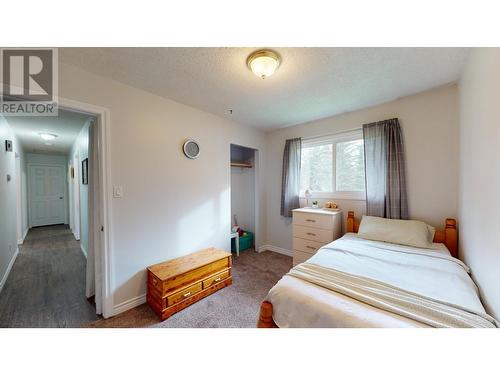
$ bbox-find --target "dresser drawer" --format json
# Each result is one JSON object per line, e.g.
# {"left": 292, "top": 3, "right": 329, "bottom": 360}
{"left": 203, "top": 269, "right": 230, "bottom": 289}
{"left": 167, "top": 282, "right": 202, "bottom": 306}
{"left": 293, "top": 212, "right": 333, "bottom": 230}
{"left": 293, "top": 237, "right": 325, "bottom": 255}
{"left": 293, "top": 225, "right": 334, "bottom": 243}
{"left": 293, "top": 250, "right": 313, "bottom": 266}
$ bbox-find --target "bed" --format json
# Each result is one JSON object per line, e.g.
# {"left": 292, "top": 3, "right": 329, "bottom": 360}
{"left": 257, "top": 211, "right": 498, "bottom": 328}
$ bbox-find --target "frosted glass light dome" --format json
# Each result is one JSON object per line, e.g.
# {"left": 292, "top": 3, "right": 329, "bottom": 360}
{"left": 247, "top": 50, "right": 280, "bottom": 79}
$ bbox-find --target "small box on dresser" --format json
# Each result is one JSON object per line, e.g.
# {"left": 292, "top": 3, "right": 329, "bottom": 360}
{"left": 292, "top": 208, "right": 342, "bottom": 266}
{"left": 147, "top": 247, "right": 232, "bottom": 321}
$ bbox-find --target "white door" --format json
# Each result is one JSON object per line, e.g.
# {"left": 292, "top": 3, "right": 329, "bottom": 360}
{"left": 28, "top": 164, "right": 66, "bottom": 227}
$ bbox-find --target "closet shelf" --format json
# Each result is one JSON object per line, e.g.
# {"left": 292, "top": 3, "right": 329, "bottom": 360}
{"left": 231, "top": 162, "right": 253, "bottom": 168}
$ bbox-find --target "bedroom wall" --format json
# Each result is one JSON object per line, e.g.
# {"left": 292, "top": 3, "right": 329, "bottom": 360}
{"left": 458, "top": 48, "right": 500, "bottom": 319}
{"left": 0, "top": 115, "right": 23, "bottom": 292}
{"left": 58, "top": 62, "right": 268, "bottom": 312}
{"left": 265, "top": 84, "right": 459, "bottom": 252}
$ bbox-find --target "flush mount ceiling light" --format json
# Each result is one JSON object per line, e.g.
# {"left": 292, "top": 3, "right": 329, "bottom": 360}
{"left": 247, "top": 49, "right": 281, "bottom": 79}
{"left": 39, "top": 133, "right": 57, "bottom": 141}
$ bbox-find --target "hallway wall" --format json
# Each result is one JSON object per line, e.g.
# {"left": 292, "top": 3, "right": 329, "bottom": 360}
{"left": 69, "top": 120, "right": 91, "bottom": 256}
{"left": 0, "top": 115, "right": 23, "bottom": 292}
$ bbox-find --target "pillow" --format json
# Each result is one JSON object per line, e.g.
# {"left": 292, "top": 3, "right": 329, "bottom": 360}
{"left": 357, "top": 216, "right": 432, "bottom": 248}
{"left": 427, "top": 224, "right": 436, "bottom": 243}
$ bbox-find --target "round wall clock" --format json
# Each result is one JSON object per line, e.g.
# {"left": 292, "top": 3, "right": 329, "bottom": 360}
{"left": 183, "top": 139, "right": 200, "bottom": 159}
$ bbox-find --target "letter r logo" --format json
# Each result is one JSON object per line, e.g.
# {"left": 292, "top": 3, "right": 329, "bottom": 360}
{"left": 1, "top": 49, "right": 53, "bottom": 101}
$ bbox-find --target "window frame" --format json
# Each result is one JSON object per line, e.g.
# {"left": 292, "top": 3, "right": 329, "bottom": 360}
{"left": 300, "top": 129, "right": 366, "bottom": 201}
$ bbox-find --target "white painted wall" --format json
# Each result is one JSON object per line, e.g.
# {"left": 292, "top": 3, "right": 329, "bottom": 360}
{"left": 69, "top": 120, "right": 91, "bottom": 256}
{"left": 0, "top": 115, "right": 23, "bottom": 291}
{"left": 265, "top": 84, "right": 459, "bottom": 251}
{"left": 458, "top": 48, "right": 500, "bottom": 319}
{"left": 58, "top": 62, "right": 268, "bottom": 308}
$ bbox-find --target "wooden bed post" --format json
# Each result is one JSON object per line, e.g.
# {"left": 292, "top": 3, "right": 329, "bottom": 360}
{"left": 257, "top": 301, "right": 277, "bottom": 328}
{"left": 445, "top": 218, "right": 458, "bottom": 258}
{"left": 346, "top": 211, "right": 355, "bottom": 233}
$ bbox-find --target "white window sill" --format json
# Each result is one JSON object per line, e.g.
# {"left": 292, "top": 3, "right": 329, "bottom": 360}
{"left": 300, "top": 192, "right": 366, "bottom": 201}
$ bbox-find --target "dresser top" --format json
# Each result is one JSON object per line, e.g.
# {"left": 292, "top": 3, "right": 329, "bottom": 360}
{"left": 293, "top": 208, "right": 342, "bottom": 216}
{"left": 148, "top": 247, "right": 230, "bottom": 280}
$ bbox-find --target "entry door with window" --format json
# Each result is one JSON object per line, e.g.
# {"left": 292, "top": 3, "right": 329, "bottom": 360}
{"left": 28, "top": 164, "right": 66, "bottom": 227}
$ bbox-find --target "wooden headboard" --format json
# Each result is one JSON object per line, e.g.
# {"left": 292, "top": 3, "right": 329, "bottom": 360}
{"left": 346, "top": 211, "right": 458, "bottom": 258}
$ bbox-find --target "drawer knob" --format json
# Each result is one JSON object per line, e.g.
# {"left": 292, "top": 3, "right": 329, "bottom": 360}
{"left": 306, "top": 232, "right": 316, "bottom": 236}
{"left": 214, "top": 277, "right": 221, "bottom": 282}
{"left": 183, "top": 292, "right": 191, "bottom": 298}
{"left": 306, "top": 219, "right": 316, "bottom": 222}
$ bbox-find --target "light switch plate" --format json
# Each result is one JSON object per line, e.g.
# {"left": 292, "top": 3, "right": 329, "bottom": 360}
{"left": 113, "top": 185, "right": 123, "bottom": 198}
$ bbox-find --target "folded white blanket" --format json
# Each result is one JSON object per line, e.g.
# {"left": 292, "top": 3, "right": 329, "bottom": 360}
{"left": 290, "top": 263, "right": 498, "bottom": 328}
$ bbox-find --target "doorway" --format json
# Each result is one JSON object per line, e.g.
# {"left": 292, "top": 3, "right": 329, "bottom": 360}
{"left": 1, "top": 101, "right": 112, "bottom": 325}
{"left": 28, "top": 162, "right": 67, "bottom": 227}
{"left": 230, "top": 144, "right": 258, "bottom": 256}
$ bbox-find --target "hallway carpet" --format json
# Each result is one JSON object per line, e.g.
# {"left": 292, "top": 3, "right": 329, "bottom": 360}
{"left": 84, "top": 249, "right": 292, "bottom": 328}
{"left": 0, "top": 225, "right": 97, "bottom": 328}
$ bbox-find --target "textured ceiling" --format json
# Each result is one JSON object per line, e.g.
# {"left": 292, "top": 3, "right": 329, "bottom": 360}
{"left": 7, "top": 109, "right": 93, "bottom": 154}
{"left": 60, "top": 48, "right": 469, "bottom": 130}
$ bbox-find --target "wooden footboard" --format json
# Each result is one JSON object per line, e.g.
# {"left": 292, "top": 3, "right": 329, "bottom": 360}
{"left": 257, "top": 301, "right": 278, "bottom": 328}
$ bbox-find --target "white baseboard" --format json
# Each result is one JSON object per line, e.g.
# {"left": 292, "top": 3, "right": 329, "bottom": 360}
{"left": 80, "top": 244, "right": 87, "bottom": 258}
{"left": 257, "top": 244, "right": 293, "bottom": 257}
{"left": 17, "top": 227, "right": 28, "bottom": 245}
{"left": 0, "top": 247, "right": 19, "bottom": 294}
{"left": 112, "top": 293, "right": 147, "bottom": 316}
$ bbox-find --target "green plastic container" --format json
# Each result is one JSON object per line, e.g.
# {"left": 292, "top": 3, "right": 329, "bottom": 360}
{"left": 232, "top": 231, "right": 254, "bottom": 252}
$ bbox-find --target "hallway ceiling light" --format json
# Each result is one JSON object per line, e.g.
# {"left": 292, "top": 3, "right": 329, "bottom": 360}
{"left": 39, "top": 133, "right": 58, "bottom": 141}
{"left": 247, "top": 50, "right": 280, "bottom": 79}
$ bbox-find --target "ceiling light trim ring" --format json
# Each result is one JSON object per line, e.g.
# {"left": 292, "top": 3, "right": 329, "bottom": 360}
{"left": 246, "top": 49, "right": 281, "bottom": 79}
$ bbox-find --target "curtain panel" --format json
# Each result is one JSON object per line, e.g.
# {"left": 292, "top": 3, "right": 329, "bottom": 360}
{"left": 280, "top": 138, "right": 302, "bottom": 217}
{"left": 363, "top": 118, "right": 408, "bottom": 219}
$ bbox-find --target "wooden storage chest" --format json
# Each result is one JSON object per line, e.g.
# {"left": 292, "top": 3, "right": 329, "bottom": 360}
{"left": 147, "top": 247, "right": 232, "bottom": 320}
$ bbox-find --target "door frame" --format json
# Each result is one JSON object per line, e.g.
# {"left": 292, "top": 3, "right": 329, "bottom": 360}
{"left": 58, "top": 97, "right": 113, "bottom": 319}
{"left": 15, "top": 152, "right": 23, "bottom": 244}
{"left": 72, "top": 153, "right": 81, "bottom": 240}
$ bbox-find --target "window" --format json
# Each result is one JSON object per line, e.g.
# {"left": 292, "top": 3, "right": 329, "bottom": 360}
{"left": 300, "top": 130, "right": 365, "bottom": 199}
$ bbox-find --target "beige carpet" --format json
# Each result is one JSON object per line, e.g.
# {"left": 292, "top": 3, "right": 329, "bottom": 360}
{"left": 84, "top": 249, "right": 292, "bottom": 328}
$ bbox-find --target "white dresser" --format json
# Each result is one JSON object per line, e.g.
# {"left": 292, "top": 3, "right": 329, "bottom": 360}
{"left": 292, "top": 208, "right": 342, "bottom": 266}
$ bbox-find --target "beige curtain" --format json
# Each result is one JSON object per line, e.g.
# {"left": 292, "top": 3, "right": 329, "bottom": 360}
{"left": 85, "top": 119, "right": 103, "bottom": 314}
{"left": 280, "top": 138, "right": 302, "bottom": 217}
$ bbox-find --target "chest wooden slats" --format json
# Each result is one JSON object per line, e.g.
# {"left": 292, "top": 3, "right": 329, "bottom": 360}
{"left": 147, "top": 247, "right": 232, "bottom": 320}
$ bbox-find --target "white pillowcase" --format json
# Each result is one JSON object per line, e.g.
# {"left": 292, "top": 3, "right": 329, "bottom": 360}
{"left": 427, "top": 224, "right": 436, "bottom": 243}
{"left": 357, "top": 216, "right": 433, "bottom": 249}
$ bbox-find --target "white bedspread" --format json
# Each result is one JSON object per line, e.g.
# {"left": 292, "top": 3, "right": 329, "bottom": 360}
{"left": 266, "top": 234, "right": 496, "bottom": 328}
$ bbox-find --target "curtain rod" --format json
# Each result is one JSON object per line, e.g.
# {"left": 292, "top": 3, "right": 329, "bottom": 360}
{"left": 301, "top": 126, "right": 363, "bottom": 142}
